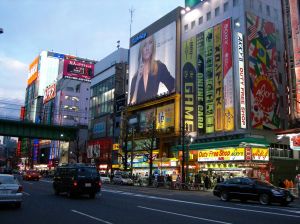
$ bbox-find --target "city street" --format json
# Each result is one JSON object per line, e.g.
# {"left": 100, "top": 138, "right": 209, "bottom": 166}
{"left": 1, "top": 178, "right": 300, "bottom": 224}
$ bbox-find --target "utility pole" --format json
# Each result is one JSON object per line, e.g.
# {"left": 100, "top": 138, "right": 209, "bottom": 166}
{"left": 129, "top": 7, "right": 135, "bottom": 41}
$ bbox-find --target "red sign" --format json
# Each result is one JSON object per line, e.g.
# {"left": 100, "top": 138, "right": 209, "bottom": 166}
{"left": 245, "top": 147, "right": 251, "bottom": 161}
{"left": 63, "top": 59, "right": 94, "bottom": 81}
{"left": 43, "top": 83, "right": 56, "bottom": 104}
{"left": 19, "top": 106, "right": 25, "bottom": 120}
{"left": 253, "top": 76, "right": 276, "bottom": 112}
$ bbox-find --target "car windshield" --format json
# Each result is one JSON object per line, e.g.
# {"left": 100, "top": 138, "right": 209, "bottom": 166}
{"left": 255, "top": 179, "right": 274, "bottom": 187}
{"left": 0, "top": 175, "right": 17, "bottom": 184}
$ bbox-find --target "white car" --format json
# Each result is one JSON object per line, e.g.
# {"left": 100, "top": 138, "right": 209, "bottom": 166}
{"left": 112, "top": 174, "right": 133, "bottom": 185}
{"left": 100, "top": 174, "right": 111, "bottom": 184}
{"left": 0, "top": 174, "right": 23, "bottom": 208}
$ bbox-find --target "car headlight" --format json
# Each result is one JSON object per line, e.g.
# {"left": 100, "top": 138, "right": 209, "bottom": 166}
{"left": 271, "top": 189, "right": 283, "bottom": 196}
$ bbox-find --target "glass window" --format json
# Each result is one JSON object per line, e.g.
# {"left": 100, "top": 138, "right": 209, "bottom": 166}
{"left": 215, "top": 7, "right": 220, "bottom": 17}
{"left": 76, "top": 84, "right": 80, "bottom": 93}
{"left": 266, "top": 5, "right": 270, "bottom": 16}
{"left": 191, "top": 20, "right": 196, "bottom": 29}
{"left": 184, "top": 24, "right": 188, "bottom": 32}
{"left": 207, "top": 11, "right": 211, "bottom": 21}
{"left": 233, "top": 0, "right": 239, "bottom": 7}
{"left": 224, "top": 2, "right": 229, "bottom": 12}
{"left": 198, "top": 16, "right": 203, "bottom": 25}
{"left": 258, "top": 1, "right": 262, "bottom": 12}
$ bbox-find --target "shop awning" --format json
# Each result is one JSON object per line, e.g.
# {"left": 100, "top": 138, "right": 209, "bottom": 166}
{"left": 172, "top": 137, "right": 270, "bottom": 151}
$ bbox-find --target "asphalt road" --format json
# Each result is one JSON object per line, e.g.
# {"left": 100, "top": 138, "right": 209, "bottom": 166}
{"left": 1, "top": 178, "right": 300, "bottom": 224}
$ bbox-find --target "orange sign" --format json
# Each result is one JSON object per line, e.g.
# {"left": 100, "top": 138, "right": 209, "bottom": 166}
{"left": 27, "top": 56, "right": 39, "bottom": 85}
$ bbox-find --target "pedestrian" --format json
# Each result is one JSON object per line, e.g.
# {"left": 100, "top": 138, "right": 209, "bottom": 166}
{"left": 204, "top": 175, "right": 209, "bottom": 190}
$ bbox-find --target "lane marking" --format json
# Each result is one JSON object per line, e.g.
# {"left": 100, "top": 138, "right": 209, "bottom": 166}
{"left": 103, "top": 189, "right": 300, "bottom": 218}
{"left": 235, "top": 203, "right": 300, "bottom": 213}
{"left": 40, "top": 180, "right": 53, "bottom": 183}
{"left": 138, "top": 206, "right": 232, "bottom": 224}
{"left": 71, "top": 210, "right": 113, "bottom": 224}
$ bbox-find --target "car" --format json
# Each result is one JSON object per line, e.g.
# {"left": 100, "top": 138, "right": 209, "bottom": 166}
{"left": 100, "top": 173, "right": 111, "bottom": 184}
{"left": 0, "top": 174, "right": 23, "bottom": 208}
{"left": 53, "top": 164, "right": 101, "bottom": 198}
{"left": 213, "top": 177, "right": 295, "bottom": 206}
{"left": 112, "top": 172, "right": 133, "bottom": 185}
{"left": 23, "top": 170, "right": 40, "bottom": 181}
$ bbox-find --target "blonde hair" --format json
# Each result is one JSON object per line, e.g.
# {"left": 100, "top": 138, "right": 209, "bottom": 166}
{"left": 138, "top": 35, "right": 158, "bottom": 76}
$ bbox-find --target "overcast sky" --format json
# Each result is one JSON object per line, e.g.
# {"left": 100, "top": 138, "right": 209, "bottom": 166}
{"left": 0, "top": 0, "right": 183, "bottom": 118}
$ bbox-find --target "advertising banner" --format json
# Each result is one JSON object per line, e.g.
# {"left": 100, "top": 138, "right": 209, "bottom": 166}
{"left": 251, "top": 148, "right": 269, "bottom": 161}
{"left": 182, "top": 36, "right": 197, "bottom": 132}
{"left": 196, "top": 32, "right": 205, "bottom": 133}
{"left": 197, "top": 148, "right": 245, "bottom": 162}
{"left": 289, "top": 0, "right": 300, "bottom": 114}
{"left": 27, "top": 56, "right": 39, "bottom": 86}
{"left": 222, "top": 18, "right": 234, "bottom": 131}
{"left": 214, "top": 24, "right": 223, "bottom": 131}
{"left": 139, "top": 109, "right": 155, "bottom": 131}
{"left": 128, "top": 22, "right": 176, "bottom": 105}
{"left": 204, "top": 28, "right": 214, "bottom": 133}
{"left": 63, "top": 59, "right": 94, "bottom": 81}
{"left": 43, "top": 83, "right": 56, "bottom": 104}
{"left": 290, "top": 134, "right": 300, "bottom": 150}
{"left": 237, "top": 32, "right": 247, "bottom": 129}
{"left": 247, "top": 13, "right": 280, "bottom": 129}
{"left": 156, "top": 103, "right": 175, "bottom": 130}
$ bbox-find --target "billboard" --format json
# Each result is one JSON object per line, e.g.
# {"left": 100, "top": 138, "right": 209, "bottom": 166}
{"left": 156, "top": 103, "right": 175, "bottom": 130}
{"left": 27, "top": 56, "right": 39, "bottom": 86}
{"left": 128, "top": 22, "right": 176, "bottom": 105}
{"left": 182, "top": 36, "right": 197, "bottom": 132}
{"left": 204, "top": 28, "right": 214, "bottom": 133}
{"left": 196, "top": 32, "right": 205, "bottom": 133}
{"left": 237, "top": 32, "right": 247, "bottom": 129}
{"left": 139, "top": 109, "right": 155, "bottom": 132}
{"left": 43, "top": 83, "right": 56, "bottom": 104}
{"left": 289, "top": 0, "right": 300, "bottom": 114}
{"left": 222, "top": 19, "right": 234, "bottom": 131}
{"left": 197, "top": 148, "right": 245, "bottom": 162}
{"left": 214, "top": 24, "right": 223, "bottom": 131}
{"left": 247, "top": 13, "right": 280, "bottom": 129}
{"left": 63, "top": 59, "right": 94, "bottom": 81}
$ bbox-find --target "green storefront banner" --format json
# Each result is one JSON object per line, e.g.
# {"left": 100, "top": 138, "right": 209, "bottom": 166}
{"left": 196, "top": 32, "right": 205, "bottom": 133}
{"left": 182, "top": 37, "right": 197, "bottom": 132}
{"left": 204, "top": 28, "right": 214, "bottom": 133}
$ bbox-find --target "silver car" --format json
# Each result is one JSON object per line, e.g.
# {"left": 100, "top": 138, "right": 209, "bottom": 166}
{"left": 0, "top": 174, "right": 23, "bottom": 208}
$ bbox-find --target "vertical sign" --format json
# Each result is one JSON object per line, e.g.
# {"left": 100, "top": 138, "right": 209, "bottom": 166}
{"left": 182, "top": 37, "right": 197, "bottom": 132}
{"left": 204, "top": 28, "right": 214, "bottom": 133}
{"left": 196, "top": 32, "right": 205, "bottom": 133}
{"left": 237, "top": 32, "right": 246, "bottom": 129}
{"left": 289, "top": 0, "right": 300, "bottom": 115}
{"left": 222, "top": 18, "right": 235, "bottom": 131}
{"left": 214, "top": 24, "right": 223, "bottom": 131}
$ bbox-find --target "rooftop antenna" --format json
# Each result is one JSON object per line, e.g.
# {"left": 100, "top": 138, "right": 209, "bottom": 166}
{"left": 129, "top": 6, "right": 135, "bottom": 47}
{"left": 117, "top": 40, "right": 120, "bottom": 49}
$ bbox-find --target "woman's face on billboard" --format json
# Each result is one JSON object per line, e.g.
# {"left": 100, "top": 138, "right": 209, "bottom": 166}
{"left": 142, "top": 36, "right": 154, "bottom": 61}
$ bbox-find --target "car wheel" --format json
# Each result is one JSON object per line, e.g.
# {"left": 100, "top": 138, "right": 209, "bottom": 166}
{"left": 15, "top": 202, "right": 21, "bottom": 208}
{"left": 220, "top": 191, "right": 229, "bottom": 201}
{"left": 259, "top": 193, "right": 270, "bottom": 205}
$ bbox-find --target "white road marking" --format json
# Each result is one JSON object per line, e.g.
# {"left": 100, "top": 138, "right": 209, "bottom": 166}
{"left": 103, "top": 189, "right": 300, "bottom": 218}
{"left": 71, "top": 210, "right": 113, "bottom": 224}
{"left": 40, "top": 180, "right": 53, "bottom": 183}
{"left": 138, "top": 206, "right": 232, "bottom": 224}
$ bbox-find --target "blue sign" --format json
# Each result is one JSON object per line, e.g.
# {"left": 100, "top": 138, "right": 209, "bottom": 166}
{"left": 131, "top": 32, "right": 147, "bottom": 45}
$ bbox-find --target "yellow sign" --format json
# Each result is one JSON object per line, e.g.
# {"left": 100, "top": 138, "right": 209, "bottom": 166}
{"left": 156, "top": 104, "right": 175, "bottom": 130}
{"left": 113, "top": 144, "right": 120, "bottom": 151}
{"left": 198, "top": 148, "right": 245, "bottom": 162}
{"left": 251, "top": 148, "right": 269, "bottom": 161}
{"left": 112, "top": 164, "right": 119, "bottom": 168}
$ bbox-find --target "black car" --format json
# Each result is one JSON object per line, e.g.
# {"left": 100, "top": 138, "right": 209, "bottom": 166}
{"left": 53, "top": 164, "right": 101, "bottom": 198}
{"left": 213, "top": 177, "right": 294, "bottom": 206}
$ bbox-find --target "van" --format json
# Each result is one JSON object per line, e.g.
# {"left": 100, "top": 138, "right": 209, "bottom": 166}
{"left": 53, "top": 164, "right": 101, "bottom": 198}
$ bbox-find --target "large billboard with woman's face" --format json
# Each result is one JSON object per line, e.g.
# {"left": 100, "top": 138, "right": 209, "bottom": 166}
{"left": 128, "top": 22, "right": 176, "bottom": 105}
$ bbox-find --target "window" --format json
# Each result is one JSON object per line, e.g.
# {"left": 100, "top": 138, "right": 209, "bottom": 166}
{"left": 266, "top": 5, "right": 270, "bottom": 16}
{"left": 274, "top": 8, "right": 278, "bottom": 20}
{"left": 224, "top": 2, "right": 229, "bottom": 12}
{"left": 233, "top": 0, "right": 239, "bottom": 7}
{"left": 198, "top": 16, "right": 203, "bottom": 25}
{"left": 184, "top": 24, "right": 188, "bottom": 32}
{"left": 250, "top": 0, "right": 254, "bottom": 9}
{"left": 76, "top": 84, "right": 80, "bottom": 93}
{"left": 191, "top": 20, "right": 196, "bottom": 29}
{"left": 66, "top": 87, "right": 74, "bottom": 92}
{"left": 207, "top": 11, "right": 211, "bottom": 21}
{"left": 215, "top": 7, "right": 220, "bottom": 17}
{"left": 258, "top": 1, "right": 262, "bottom": 12}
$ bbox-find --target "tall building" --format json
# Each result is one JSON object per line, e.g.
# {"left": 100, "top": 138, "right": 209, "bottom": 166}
{"left": 24, "top": 51, "right": 95, "bottom": 166}
{"left": 88, "top": 48, "right": 128, "bottom": 173}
